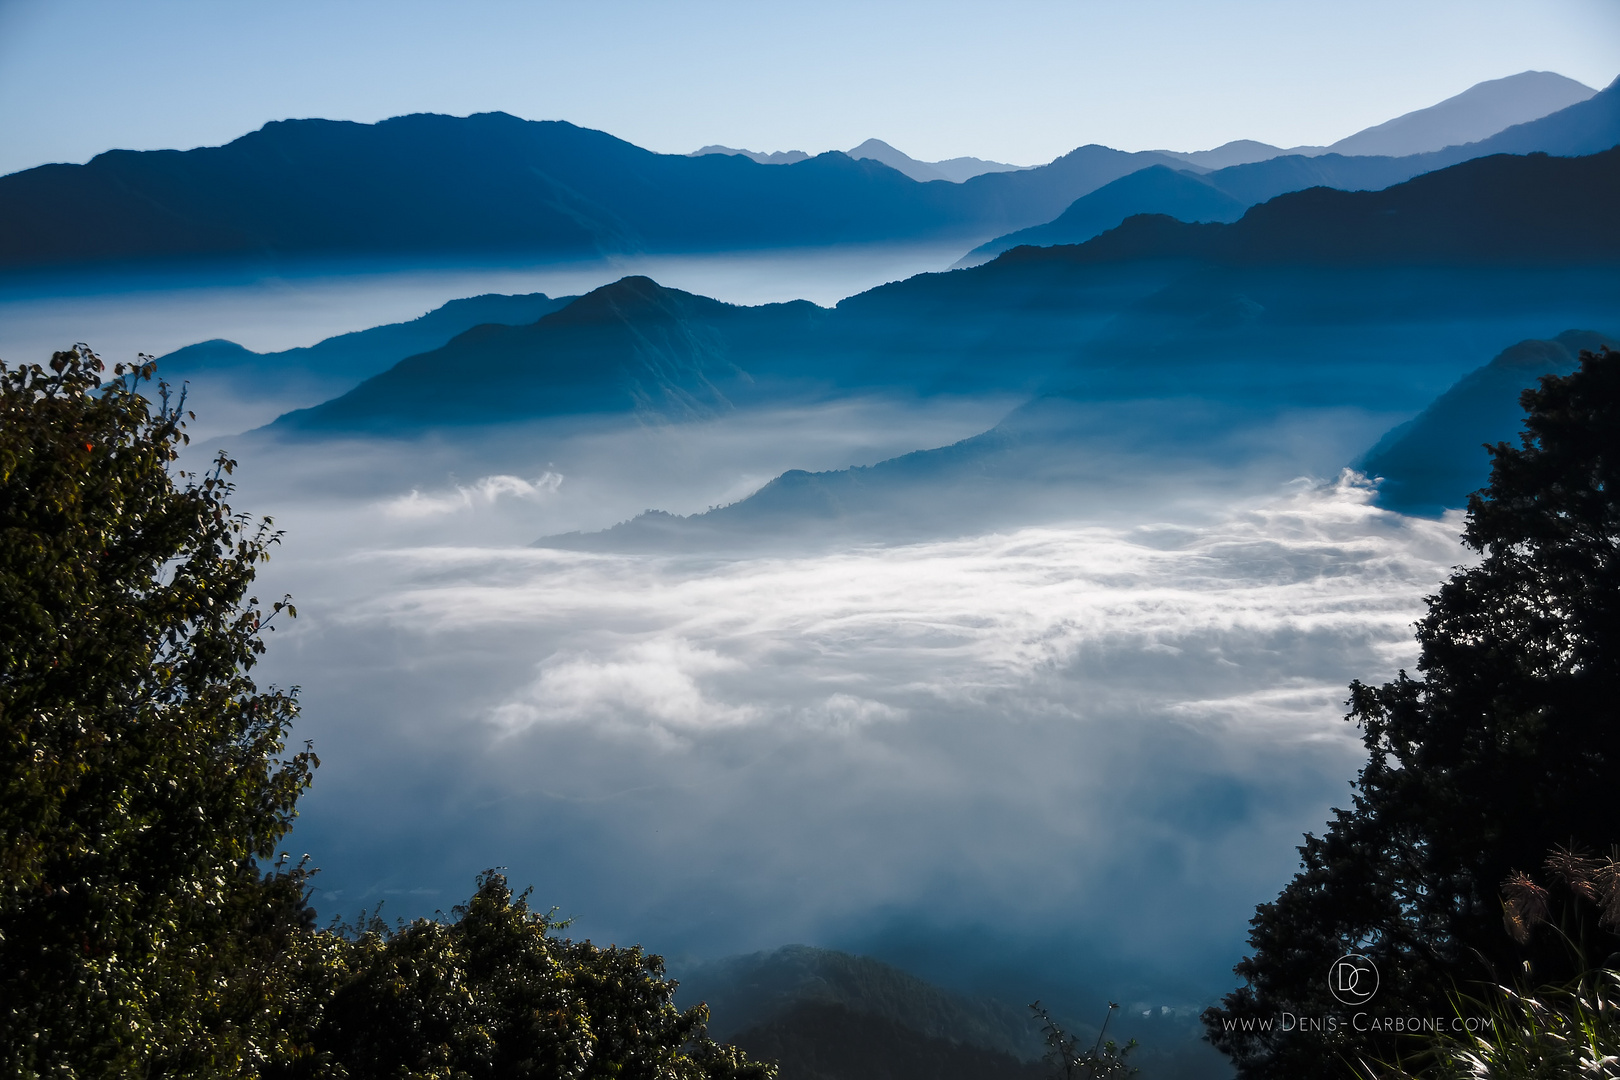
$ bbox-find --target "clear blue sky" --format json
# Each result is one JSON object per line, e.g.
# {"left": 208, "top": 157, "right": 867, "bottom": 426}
{"left": 0, "top": 0, "right": 1615, "bottom": 176}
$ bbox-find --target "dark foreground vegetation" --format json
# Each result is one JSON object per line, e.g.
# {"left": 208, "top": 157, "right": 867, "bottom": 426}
{"left": 1207, "top": 346, "right": 1620, "bottom": 1077}
{"left": 0, "top": 347, "right": 773, "bottom": 1079}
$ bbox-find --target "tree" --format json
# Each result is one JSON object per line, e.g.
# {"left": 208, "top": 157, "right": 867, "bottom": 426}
{"left": 0, "top": 346, "right": 773, "bottom": 1080}
{"left": 281, "top": 871, "right": 774, "bottom": 1080}
{"left": 0, "top": 346, "right": 316, "bottom": 1076}
{"left": 1203, "top": 347, "right": 1620, "bottom": 1076}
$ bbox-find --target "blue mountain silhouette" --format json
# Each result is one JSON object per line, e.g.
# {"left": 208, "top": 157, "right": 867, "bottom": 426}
{"left": 965, "top": 77, "right": 1620, "bottom": 263}
{"left": 1359, "top": 330, "right": 1617, "bottom": 515}
{"left": 161, "top": 291, "right": 574, "bottom": 387}
{"left": 0, "top": 113, "right": 1186, "bottom": 269}
{"left": 262, "top": 145, "right": 1620, "bottom": 450}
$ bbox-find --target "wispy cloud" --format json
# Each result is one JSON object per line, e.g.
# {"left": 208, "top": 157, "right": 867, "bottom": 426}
{"left": 379, "top": 472, "right": 564, "bottom": 518}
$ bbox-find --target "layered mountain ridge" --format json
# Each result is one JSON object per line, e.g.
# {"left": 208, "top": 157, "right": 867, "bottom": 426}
{"left": 964, "top": 77, "right": 1620, "bottom": 262}
{"left": 4, "top": 72, "right": 1611, "bottom": 273}
{"left": 1155, "top": 69, "right": 1596, "bottom": 166}
{"left": 253, "top": 145, "right": 1620, "bottom": 452}
{"left": 0, "top": 114, "right": 1186, "bottom": 270}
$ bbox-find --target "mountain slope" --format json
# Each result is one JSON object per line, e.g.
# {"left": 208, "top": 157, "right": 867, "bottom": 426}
{"left": 521, "top": 148, "right": 1620, "bottom": 548}
{"left": 965, "top": 151, "right": 1441, "bottom": 264}
{"left": 1325, "top": 70, "right": 1595, "bottom": 158}
{"left": 969, "top": 78, "right": 1620, "bottom": 265}
{"left": 670, "top": 946, "right": 1044, "bottom": 1080}
{"left": 846, "top": 138, "right": 1024, "bottom": 183}
{"left": 1006, "top": 145, "right": 1620, "bottom": 267}
{"left": 1152, "top": 71, "right": 1597, "bottom": 170}
{"left": 693, "top": 140, "right": 1024, "bottom": 182}
{"left": 151, "top": 291, "right": 579, "bottom": 436}
{"left": 961, "top": 166, "right": 1246, "bottom": 263}
{"left": 0, "top": 114, "right": 945, "bottom": 265}
{"left": 1154, "top": 140, "right": 1295, "bottom": 170}
{"left": 269, "top": 276, "right": 830, "bottom": 431}
{"left": 1359, "top": 330, "right": 1616, "bottom": 515}
{"left": 675, "top": 945, "right": 1038, "bottom": 1055}
{"left": 1444, "top": 74, "right": 1620, "bottom": 158}
{"left": 729, "top": 1002, "right": 1044, "bottom": 1080}
{"left": 160, "top": 291, "right": 574, "bottom": 385}
{"left": 541, "top": 318, "right": 1620, "bottom": 551}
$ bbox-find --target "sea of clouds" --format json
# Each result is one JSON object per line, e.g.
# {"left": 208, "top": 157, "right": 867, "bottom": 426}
{"left": 4, "top": 261, "right": 1483, "bottom": 1012}
{"left": 247, "top": 466, "right": 1469, "bottom": 1004}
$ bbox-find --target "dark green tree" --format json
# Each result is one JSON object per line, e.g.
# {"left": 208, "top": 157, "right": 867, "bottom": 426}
{"left": 0, "top": 346, "right": 316, "bottom": 1076}
{"left": 1204, "top": 347, "right": 1620, "bottom": 1077}
{"left": 277, "top": 871, "right": 773, "bottom": 1080}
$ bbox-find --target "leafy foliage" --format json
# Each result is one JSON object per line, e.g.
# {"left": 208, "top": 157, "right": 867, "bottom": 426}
{"left": 1357, "top": 849, "right": 1620, "bottom": 1078}
{"left": 1204, "top": 347, "right": 1620, "bottom": 1076}
{"left": 1029, "top": 1002, "right": 1136, "bottom": 1079}
{"left": 279, "top": 871, "right": 772, "bottom": 1080}
{"left": 1357, "top": 970, "right": 1620, "bottom": 1080}
{"left": 0, "top": 346, "right": 314, "bottom": 1076}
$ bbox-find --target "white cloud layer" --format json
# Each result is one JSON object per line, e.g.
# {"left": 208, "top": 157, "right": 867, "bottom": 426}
{"left": 262, "top": 471, "right": 1470, "bottom": 998}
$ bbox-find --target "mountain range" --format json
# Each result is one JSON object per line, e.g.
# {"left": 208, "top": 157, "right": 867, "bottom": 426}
{"left": 963, "top": 76, "right": 1620, "bottom": 262}
{"left": 548, "top": 325, "right": 1620, "bottom": 550}
{"left": 162, "top": 292, "right": 574, "bottom": 390}
{"left": 1001, "top": 144, "right": 1620, "bottom": 267}
{"left": 1155, "top": 70, "right": 1596, "bottom": 167}
{"left": 0, "top": 115, "right": 1188, "bottom": 270}
{"left": 249, "top": 146, "right": 1620, "bottom": 436}
{"left": 696, "top": 72, "right": 1593, "bottom": 183}
{"left": 176, "top": 143, "right": 1620, "bottom": 550}
{"left": 694, "top": 138, "right": 1027, "bottom": 183}
{"left": 4, "top": 72, "right": 1612, "bottom": 273}
{"left": 259, "top": 142, "right": 1620, "bottom": 436}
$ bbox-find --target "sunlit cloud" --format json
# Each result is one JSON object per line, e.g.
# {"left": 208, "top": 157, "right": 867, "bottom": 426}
{"left": 341, "top": 472, "right": 1463, "bottom": 743}
{"left": 492, "top": 639, "right": 761, "bottom": 741}
{"left": 379, "top": 471, "right": 564, "bottom": 518}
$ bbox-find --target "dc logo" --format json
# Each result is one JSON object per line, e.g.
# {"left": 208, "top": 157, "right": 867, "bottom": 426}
{"left": 1329, "top": 954, "right": 1379, "bottom": 1006}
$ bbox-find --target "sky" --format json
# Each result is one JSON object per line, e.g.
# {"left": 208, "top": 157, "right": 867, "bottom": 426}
{"left": 0, "top": 0, "right": 1616, "bottom": 177}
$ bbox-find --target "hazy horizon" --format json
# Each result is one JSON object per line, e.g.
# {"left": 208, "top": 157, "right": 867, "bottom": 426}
{"left": 0, "top": 0, "right": 1615, "bottom": 176}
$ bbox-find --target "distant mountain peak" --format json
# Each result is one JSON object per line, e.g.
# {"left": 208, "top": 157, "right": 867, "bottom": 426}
{"left": 846, "top": 138, "right": 1027, "bottom": 184}
{"left": 1151, "top": 70, "right": 1600, "bottom": 171}
{"left": 847, "top": 138, "right": 903, "bottom": 156}
{"left": 685, "top": 136, "right": 1028, "bottom": 184}
{"left": 690, "top": 144, "right": 811, "bottom": 165}
{"left": 1324, "top": 69, "right": 1597, "bottom": 158}
{"left": 550, "top": 274, "right": 729, "bottom": 325}
{"left": 1153, "top": 140, "right": 1299, "bottom": 171}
